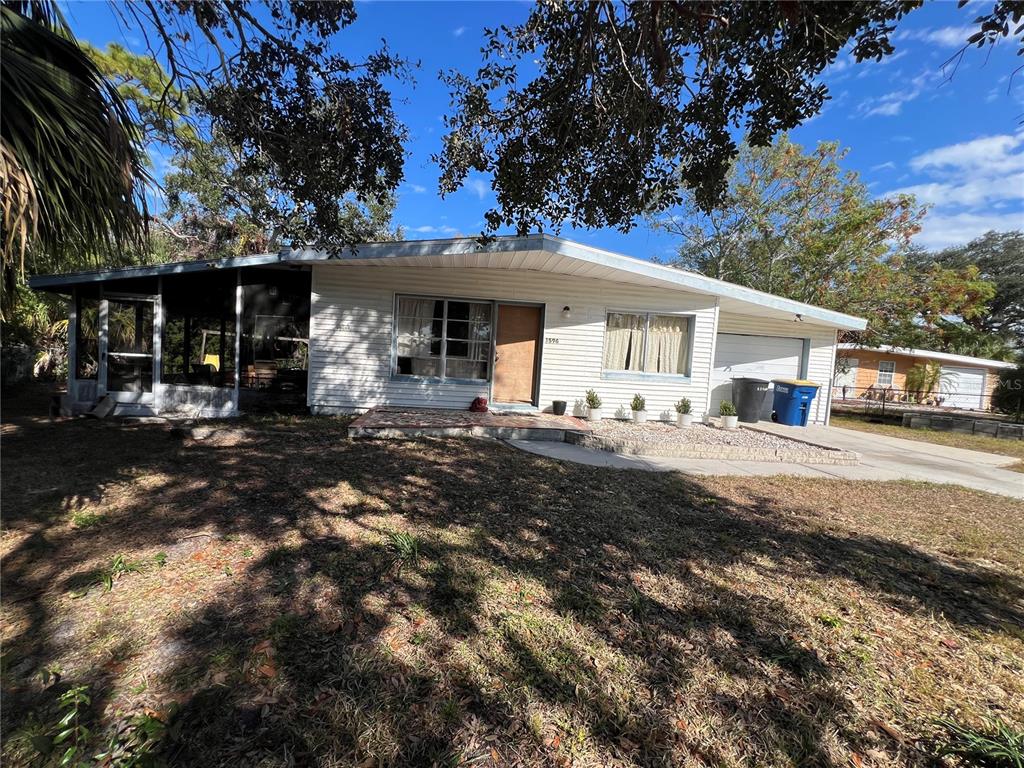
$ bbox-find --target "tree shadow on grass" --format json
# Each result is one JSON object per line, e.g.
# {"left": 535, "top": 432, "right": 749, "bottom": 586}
{"left": 2, "top": 411, "right": 1022, "bottom": 765}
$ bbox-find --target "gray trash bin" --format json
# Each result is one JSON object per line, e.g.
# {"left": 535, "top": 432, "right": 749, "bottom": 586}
{"left": 732, "top": 377, "right": 770, "bottom": 423}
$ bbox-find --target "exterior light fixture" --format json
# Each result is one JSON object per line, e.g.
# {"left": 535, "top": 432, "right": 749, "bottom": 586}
{"left": 794, "top": 313, "right": 803, "bottom": 322}
{"left": 561, "top": 305, "right": 572, "bottom": 319}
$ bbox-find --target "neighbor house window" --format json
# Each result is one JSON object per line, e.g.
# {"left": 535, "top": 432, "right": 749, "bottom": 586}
{"left": 876, "top": 360, "right": 895, "bottom": 387}
{"left": 603, "top": 312, "right": 692, "bottom": 376}
{"left": 394, "top": 297, "right": 492, "bottom": 380}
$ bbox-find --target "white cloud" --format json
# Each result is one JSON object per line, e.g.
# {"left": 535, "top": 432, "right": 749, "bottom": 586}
{"left": 888, "top": 173, "right": 1024, "bottom": 208}
{"left": 871, "top": 161, "right": 896, "bottom": 171}
{"left": 466, "top": 177, "right": 490, "bottom": 200}
{"left": 882, "top": 132, "right": 1024, "bottom": 248}
{"left": 404, "top": 183, "right": 427, "bottom": 194}
{"left": 896, "top": 26, "right": 976, "bottom": 47}
{"left": 909, "top": 133, "right": 1024, "bottom": 177}
{"left": 452, "top": 26, "right": 466, "bottom": 37}
{"left": 405, "top": 225, "right": 458, "bottom": 235}
{"left": 909, "top": 211, "right": 1024, "bottom": 249}
{"left": 858, "top": 69, "right": 938, "bottom": 117}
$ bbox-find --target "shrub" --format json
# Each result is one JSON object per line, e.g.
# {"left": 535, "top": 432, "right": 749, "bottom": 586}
{"left": 992, "top": 365, "right": 1024, "bottom": 420}
{"left": 674, "top": 398, "right": 691, "bottom": 414}
{"left": 630, "top": 394, "right": 645, "bottom": 412}
{"left": 584, "top": 389, "right": 602, "bottom": 409}
{"left": 719, "top": 400, "right": 737, "bottom": 417}
{"left": 385, "top": 530, "right": 420, "bottom": 572}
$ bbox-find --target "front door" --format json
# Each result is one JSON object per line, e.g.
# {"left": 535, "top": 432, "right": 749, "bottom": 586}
{"left": 104, "top": 297, "right": 155, "bottom": 403}
{"left": 492, "top": 304, "right": 541, "bottom": 404}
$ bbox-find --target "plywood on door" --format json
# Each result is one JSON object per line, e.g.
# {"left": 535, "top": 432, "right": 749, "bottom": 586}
{"left": 493, "top": 304, "right": 541, "bottom": 403}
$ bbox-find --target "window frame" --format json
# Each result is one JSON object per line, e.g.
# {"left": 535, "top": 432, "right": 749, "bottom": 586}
{"left": 391, "top": 294, "right": 494, "bottom": 384}
{"left": 876, "top": 360, "right": 896, "bottom": 388}
{"left": 601, "top": 309, "right": 695, "bottom": 380}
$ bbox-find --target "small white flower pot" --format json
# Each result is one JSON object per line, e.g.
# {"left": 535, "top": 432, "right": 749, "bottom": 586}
{"left": 588, "top": 407, "right": 603, "bottom": 422}
{"left": 632, "top": 410, "right": 647, "bottom": 424}
{"left": 676, "top": 413, "right": 693, "bottom": 428}
{"left": 721, "top": 415, "right": 739, "bottom": 430}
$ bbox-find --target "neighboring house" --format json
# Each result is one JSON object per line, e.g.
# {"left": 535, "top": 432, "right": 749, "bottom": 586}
{"left": 30, "top": 234, "right": 866, "bottom": 424}
{"left": 834, "top": 344, "right": 1016, "bottom": 410}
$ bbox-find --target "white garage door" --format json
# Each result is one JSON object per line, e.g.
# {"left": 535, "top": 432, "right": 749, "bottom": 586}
{"left": 711, "top": 334, "right": 803, "bottom": 419}
{"left": 940, "top": 366, "right": 985, "bottom": 410}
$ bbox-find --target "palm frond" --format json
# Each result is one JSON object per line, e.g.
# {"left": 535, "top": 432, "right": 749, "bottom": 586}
{"left": 0, "top": 1, "right": 150, "bottom": 318}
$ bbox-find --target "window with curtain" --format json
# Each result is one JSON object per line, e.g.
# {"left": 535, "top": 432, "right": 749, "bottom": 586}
{"left": 603, "top": 312, "right": 692, "bottom": 376}
{"left": 395, "top": 297, "right": 492, "bottom": 380}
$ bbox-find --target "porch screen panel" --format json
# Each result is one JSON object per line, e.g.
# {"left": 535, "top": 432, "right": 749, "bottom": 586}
{"left": 76, "top": 296, "right": 100, "bottom": 379}
{"left": 644, "top": 315, "right": 691, "bottom": 375}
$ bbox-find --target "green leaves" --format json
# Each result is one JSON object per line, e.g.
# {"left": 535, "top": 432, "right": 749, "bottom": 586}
{"left": 1, "top": 2, "right": 149, "bottom": 318}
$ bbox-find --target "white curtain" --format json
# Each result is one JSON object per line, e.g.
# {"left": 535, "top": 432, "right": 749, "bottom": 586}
{"left": 604, "top": 313, "right": 645, "bottom": 371}
{"left": 645, "top": 315, "right": 690, "bottom": 374}
{"left": 397, "top": 298, "right": 438, "bottom": 357}
{"left": 467, "top": 302, "right": 491, "bottom": 362}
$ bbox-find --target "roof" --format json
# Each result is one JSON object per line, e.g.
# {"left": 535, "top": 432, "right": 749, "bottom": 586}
{"left": 837, "top": 343, "right": 1018, "bottom": 370}
{"left": 29, "top": 233, "right": 867, "bottom": 330}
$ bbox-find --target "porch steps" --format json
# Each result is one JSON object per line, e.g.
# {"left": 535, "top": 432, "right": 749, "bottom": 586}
{"left": 347, "top": 407, "right": 590, "bottom": 442}
{"left": 348, "top": 424, "right": 576, "bottom": 442}
{"left": 85, "top": 395, "right": 116, "bottom": 419}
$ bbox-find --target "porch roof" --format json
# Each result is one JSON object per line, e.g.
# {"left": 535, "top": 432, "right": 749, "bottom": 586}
{"left": 29, "top": 234, "right": 867, "bottom": 331}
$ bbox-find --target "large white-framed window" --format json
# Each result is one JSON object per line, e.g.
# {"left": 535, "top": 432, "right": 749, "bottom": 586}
{"left": 876, "top": 360, "right": 895, "bottom": 387}
{"left": 393, "top": 296, "right": 493, "bottom": 381}
{"left": 603, "top": 311, "right": 693, "bottom": 377}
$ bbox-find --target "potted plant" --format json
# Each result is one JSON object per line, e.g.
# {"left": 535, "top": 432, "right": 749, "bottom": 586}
{"left": 674, "top": 398, "right": 693, "bottom": 428}
{"left": 584, "top": 389, "right": 603, "bottom": 421}
{"left": 719, "top": 400, "right": 738, "bottom": 429}
{"left": 631, "top": 393, "right": 647, "bottom": 424}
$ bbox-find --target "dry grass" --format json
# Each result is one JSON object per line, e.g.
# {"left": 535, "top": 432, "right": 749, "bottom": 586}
{"left": 831, "top": 414, "right": 1024, "bottom": 472}
{"left": 2, "top": 396, "right": 1023, "bottom": 767}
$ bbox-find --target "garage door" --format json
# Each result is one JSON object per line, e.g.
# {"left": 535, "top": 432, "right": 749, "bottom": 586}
{"left": 940, "top": 366, "right": 985, "bottom": 410}
{"left": 711, "top": 334, "right": 803, "bottom": 419}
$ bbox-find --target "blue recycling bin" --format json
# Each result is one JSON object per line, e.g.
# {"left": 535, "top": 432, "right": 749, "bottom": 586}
{"left": 771, "top": 380, "right": 820, "bottom": 426}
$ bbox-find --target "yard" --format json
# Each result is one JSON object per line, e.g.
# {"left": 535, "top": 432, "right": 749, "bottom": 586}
{"left": 831, "top": 414, "right": 1024, "bottom": 472}
{"left": 2, "top": 395, "right": 1023, "bottom": 767}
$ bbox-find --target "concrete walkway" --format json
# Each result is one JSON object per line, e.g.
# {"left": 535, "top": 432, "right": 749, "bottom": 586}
{"left": 508, "top": 423, "right": 1024, "bottom": 499}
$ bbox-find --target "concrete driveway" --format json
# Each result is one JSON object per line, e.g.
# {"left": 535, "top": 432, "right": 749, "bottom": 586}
{"left": 509, "top": 423, "right": 1024, "bottom": 499}
{"left": 752, "top": 422, "right": 1023, "bottom": 498}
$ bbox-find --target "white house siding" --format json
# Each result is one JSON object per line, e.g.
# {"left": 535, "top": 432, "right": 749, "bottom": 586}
{"left": 715, "top": 314, "right": 837, "bottom": 424}
{"left": 308, "top": 264, "right": 721, "bottom": 419}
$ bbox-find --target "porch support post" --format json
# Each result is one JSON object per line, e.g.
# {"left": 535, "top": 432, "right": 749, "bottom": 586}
{"left": 233, "top": 268, "right": 242, "bottom": 415}
{"left": 67, "top": 288, "right": 78, "bottom": 406}
{"left": 97, "top": 289, "right": 109, "bottom": 396}
{"left": 153, "top": 276, "right": 163, "bottom": 412}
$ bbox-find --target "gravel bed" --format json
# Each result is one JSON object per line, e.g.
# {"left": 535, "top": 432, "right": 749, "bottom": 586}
{"left": 589, "top": 419, "right": 830, "bottom": 452}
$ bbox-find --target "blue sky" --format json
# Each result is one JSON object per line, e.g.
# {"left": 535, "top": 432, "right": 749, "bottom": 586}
{"left": 67, "top": 1, "right": 1024, "bottom": 260}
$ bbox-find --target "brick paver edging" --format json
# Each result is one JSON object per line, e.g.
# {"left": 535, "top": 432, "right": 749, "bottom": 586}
{"left": 566, "top": 432, "right": 860, "bottom": 465}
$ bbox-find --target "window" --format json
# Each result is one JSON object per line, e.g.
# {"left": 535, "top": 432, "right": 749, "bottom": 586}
{"left": 876, "top": 360, "right": 895, "bottom": 387}
{"left": 603, "top": 312, "right": 692, "bottom": 376}
{"left": 394, "top": 297, "right": 492, "bottom": 380}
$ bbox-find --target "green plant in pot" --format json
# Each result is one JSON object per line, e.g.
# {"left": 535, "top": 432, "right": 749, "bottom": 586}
{"left": 631, "top": 393, "right": 647, "bottom": 424}
{"left": 674, "top": 398, "right": 693, "bottom": 428}
{"left": 585, "top": 389, "right": 603, "bottom": 421}
{"left": 719, "top": 400, "right": 738, "bottom": 429}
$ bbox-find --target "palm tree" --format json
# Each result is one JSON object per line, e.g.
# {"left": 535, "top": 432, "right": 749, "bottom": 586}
{"left": 0, "top": 0, "right": 148, "bottom": 318}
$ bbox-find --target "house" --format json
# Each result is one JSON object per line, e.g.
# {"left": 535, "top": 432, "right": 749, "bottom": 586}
{"left": 29, "top": 234, "right": 866, "bottom": 423}
{"left": 834, "top": 343, "right": 1016, "bottom": 411}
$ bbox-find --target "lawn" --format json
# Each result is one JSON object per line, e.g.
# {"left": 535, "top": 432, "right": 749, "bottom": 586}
{"left": 831, "top": 414, "right": 1024, "bottom": 472}
{"left": 2, "top": 400, "right": 1023, "bottom": 767}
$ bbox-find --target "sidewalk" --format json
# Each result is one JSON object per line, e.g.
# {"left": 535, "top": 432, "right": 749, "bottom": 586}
{"left": 507, "top": 427, "right": 1024, "bottom": 499}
